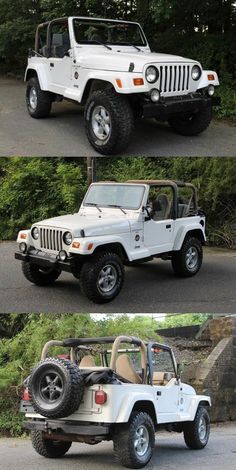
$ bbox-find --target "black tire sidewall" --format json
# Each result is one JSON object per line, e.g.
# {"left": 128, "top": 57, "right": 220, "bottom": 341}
{"left": 26, "top": 78, "right": 41, "bottom": 116}
{"left": 85, "top": 89, "right": 133, "bottom": 155}
{"left": 194, "top": 407, "right": 210, "bottom": 447}
{"left": 29, "top": 362, "right": 69, "bottom": 414}
{"left": 172, "top": 236, "right": 203, "bottom": 277}
{"left": 28, "top": 358, "right": 84, "bottom": 418}
{"left": 168, "top": 104, "right": 212, "bottom": 136}
{"left": 129, "top": 413, "right": 155, "bottom": 466}
{"left": 81, "top": 252, "right": 124, "bottom": 303}
{"left": 85, "top": 94, "right": 114, "bottom": 150}
{"left": 182, "top": 238, "right": 202, "bottom": 275}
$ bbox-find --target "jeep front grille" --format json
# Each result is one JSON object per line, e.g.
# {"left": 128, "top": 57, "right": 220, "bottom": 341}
{"left": 159, "top": 64, "right": 191, "bottom": 95}
{"left": 39, "top": 228, "right": 63, "bottom": 252}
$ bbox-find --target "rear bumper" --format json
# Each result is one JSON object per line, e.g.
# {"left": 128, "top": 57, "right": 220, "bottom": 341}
{"left": 24, "top": 419, "right": 110, "bottom": 436}
{"left": 15, "top": 249, "right": 74, "bottom": 273}
{"left": 142, "top": 94, "right": 221, "bottom": 119}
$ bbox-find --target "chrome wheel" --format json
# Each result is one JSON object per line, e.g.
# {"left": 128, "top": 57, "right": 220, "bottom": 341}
{"left": 186, "top": 246, "right": 198, "bottom": 270}
{"left": 39, "top": 371, "right": 63, "bottom": 403}
{"left": 29, "top": 87, "right": 38, "bottom": 110}
{"left": 134, "top": 425, "right": 149, "bottom": 457}
{"left": 198, "top": 416, "right": 207, "bottom": 441}
{"left": 92, "top": 105, "right": 111, "bottom": 141}
{"left": 97, "top": 264, "right": 117, "bottom": 293}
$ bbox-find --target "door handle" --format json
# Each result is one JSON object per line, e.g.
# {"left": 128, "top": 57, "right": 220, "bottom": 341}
{"left": 166, "top": 224, "right": 171, "bottom": 229}
{"left": 50, "top": 63, "right": 54, "bottom": 67}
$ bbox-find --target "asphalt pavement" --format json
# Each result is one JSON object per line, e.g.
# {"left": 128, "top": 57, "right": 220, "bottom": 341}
{"left": 0, "top": 242, "right": 236, "bottom": 313}
{"left": 0, "top": 77, "right": 235, "bottom": 157}
{"left": 0, "top": 423, "right": 235, "bottom": 469}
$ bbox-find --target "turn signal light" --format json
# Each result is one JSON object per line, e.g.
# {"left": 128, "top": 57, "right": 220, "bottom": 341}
{"left": 23, "top": 389, "right": 30, "bottom": 401}
{"left": 95, "top": 390, "right": 107, "bottom": 405}
{"left": 116, "top": 79, "right": 123, "bottom": 88}
{"left": 208, "top": 74, "right": 215, "bottom": 81}
{"left": 133, "top": 78, "right": 144, "bottom": 86}
{"left": 72, "top": 242, "right": 80, "bottom": 249}
{"left": 87, "top": 243, "right": 94, "bottom": 251}
{"left": 20, "top": 233, "right": 27, "bottom": 239}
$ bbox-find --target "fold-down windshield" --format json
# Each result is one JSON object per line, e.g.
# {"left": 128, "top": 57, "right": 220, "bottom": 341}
{"left": 73, "top": 19, "right": 147, "bottom": 47}
{"left": 83, "top": 184, "right": 145, "bottom": 210}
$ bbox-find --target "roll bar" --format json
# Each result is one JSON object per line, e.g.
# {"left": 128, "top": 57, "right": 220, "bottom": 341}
{"left": 41, "top": 336, "right": 147, "bottom": 381}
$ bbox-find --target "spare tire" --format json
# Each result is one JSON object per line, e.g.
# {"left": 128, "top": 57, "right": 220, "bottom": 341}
{"left": 28, "top": 358, "right": 84, "bottom": 419}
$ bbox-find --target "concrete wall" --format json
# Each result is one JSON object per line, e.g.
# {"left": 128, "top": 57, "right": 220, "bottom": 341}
{"left": 158, "top": 324, "right": 201, "bottom": 338}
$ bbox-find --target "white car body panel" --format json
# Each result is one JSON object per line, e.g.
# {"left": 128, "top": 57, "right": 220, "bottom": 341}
{"left": 25, "top": 380, "right": 211, "bottom": 424}
{"left": 25, "top": 16, "right": 219, "bottom": 102}
{"left": 17, "top": 182, "right": 206, "bottom": 261}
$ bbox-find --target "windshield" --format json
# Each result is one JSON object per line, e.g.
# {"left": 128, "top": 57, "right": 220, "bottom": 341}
{"left": 73, "top": 19, "right": 147, "bottom": 47}
{"left": 83, "top": 184, "right": 145, "bottom": 210}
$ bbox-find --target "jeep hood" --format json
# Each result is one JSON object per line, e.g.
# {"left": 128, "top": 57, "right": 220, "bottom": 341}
{"left": 78, "top": 48, "right": 197, "bottom": 73}
{"left": 33, "top": 213, "right": 132, "bottom": 237}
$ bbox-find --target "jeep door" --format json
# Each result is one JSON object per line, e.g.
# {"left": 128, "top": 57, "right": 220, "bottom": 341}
{"left": 47, "top": 19, "right": 73, "bottom": 93}
{"left": 144, "top": 185, "right": 175, "bottom": 255}
{"left": 148, "top": 344, "right": 181, "bottom": 423}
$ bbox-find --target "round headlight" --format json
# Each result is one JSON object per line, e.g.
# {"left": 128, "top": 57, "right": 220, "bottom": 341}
{"left": 32, "top": 227, "right": 39, "bottom": 240}
{"left": 146, "top": 66, "right": 159, "bottom": 84}
{"left": 192, "top": 65, "right": 201, "bottom": 81}
{"left": 63, "top": 231, "right": 72, "bottom": 246}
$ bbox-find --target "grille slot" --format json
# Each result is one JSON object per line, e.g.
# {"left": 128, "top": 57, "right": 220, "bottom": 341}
{"left": 158, "top": 64, "right": 190, "bottom": 94}
{"left": 40, "top": 228, "right": 63, "bottom": 252}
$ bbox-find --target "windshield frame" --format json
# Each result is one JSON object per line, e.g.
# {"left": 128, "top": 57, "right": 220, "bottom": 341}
{"left": 82, "top": 183, "right": 146, "bottom": 211}
{"left": 72, "top": 17, "right": 148, "bottom": 47}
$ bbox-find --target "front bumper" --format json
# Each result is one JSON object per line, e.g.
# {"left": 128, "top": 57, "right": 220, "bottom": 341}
{"left": 15, "top": 249, "right": 75, "bottom": 273}
{"left": 142, "top": 94, "right": 221, "bottom": 119}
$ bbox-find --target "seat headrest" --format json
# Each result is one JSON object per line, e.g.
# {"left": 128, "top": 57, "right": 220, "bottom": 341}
{"left": 116, "top": 354, "right": 142, "bottom": 384}
{"left": 79, "top": 355, "right": 96, "bottom": 368}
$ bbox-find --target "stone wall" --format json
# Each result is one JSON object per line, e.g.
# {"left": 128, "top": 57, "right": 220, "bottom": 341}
{"left": 182, "top": 316, "right": 236, "bottom": 422}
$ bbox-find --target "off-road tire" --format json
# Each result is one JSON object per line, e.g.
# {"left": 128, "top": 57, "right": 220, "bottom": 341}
{"left": 31, "top": 430, "right": 72, "bottom": 458}
{"left": 171, "top": 236, "right": 203, "bottom": 277}
{"left": 28, "top": 358, "right": 84, "bottom": 419}
{"left": 85, "top": 88, "right": 134, "bottom": 155}
{"left": 22, "top": 261, "right": 61, "bottom": 286}
{"left": 80, "top": 251, "right": 124, "bottom": 304}
{"left": 183, "top": 406, "right": 210, "bottom": 449}
{"left": 113, "top": 411, "right": 155, "bottom": 468}
{"left": 26, "top": 77, "right": 52, "bottom": 118}
{"left": 168, "top": 104, "right": 212, "bottom": 136}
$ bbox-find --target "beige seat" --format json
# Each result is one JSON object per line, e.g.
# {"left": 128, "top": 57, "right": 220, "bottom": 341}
{"left": 153, "top": 372, "right": 174, "bottom": 385}
{"left": 79, "top": 355, "right": 96, "bottom": 367}
{"left": 116, "top": 354, "right": 142, "bottom": 384}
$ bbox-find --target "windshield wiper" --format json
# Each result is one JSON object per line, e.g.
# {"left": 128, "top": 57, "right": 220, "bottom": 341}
{"left": 92, "top": 40, "right": 112, "bottom": 51}
{"left": 107, "top": 205, "right": 127, "bottom": 214}
{"left": 124, "top": 43, "right": 142, "bottom": 52}
{"left": 85, "top": 203, "right": 102, "bottom": 213}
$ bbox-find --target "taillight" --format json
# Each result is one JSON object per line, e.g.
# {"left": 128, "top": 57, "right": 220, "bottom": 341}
{"left": 95, "top": 390, "right": 107, "bottom": 405}
{"left": 23, "top": 388, "right": 30, "bottom": 401}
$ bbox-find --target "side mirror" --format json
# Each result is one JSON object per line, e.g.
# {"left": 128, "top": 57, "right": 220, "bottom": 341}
{"left": 143, "top": 206, "right": 152, "bottom": 221}
{"left": 177, "top": 362, "right": 185, "bottom": 377}
{"left": 64, "top": 50, "right": 70, "bottom": 57}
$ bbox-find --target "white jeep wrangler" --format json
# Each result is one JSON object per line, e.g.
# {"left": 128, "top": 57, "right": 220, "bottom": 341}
{"left": 15, "top": 180, "right": 206, "bottom": 304}
{"left": 21, "top": 335, "right": 211, "bottom": 468}
{"left": 25, "top": 16, "right": 220, "bottom": 155}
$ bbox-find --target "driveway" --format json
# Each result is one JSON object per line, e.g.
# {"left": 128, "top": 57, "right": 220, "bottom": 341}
{"left": 0, "top": 77, "right": 235, "bottom": 157}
